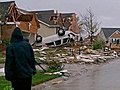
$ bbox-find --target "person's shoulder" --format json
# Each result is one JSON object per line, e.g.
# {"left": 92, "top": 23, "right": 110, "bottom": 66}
{"left": 22, "top": 41, "right": 32, "bottom": 47}
{"left": 6, "top": 43, "right": 14, "bottom": 51}
{"left": 22, "top": 41, "right": 29, "bottom": 44}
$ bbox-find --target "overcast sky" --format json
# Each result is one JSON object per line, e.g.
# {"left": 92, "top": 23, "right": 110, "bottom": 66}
{"left": 2, "top": 0, "right": 120, "bottom": 28}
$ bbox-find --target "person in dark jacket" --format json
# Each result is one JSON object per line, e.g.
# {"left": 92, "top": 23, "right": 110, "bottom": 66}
{"left": 5, "top": 27, "right": 36, "bottom": 90}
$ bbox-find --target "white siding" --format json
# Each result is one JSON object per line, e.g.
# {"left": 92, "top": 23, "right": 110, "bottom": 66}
{"left": 37, "top": 23, "right": 56, "bottom": 37}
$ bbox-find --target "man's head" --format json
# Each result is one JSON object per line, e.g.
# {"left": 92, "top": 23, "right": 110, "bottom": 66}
{"left": 10, "top": 27, "right": 23, "bottom": 43}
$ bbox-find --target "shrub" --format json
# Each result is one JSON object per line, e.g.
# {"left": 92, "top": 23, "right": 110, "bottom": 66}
{"left": 3, "top": 86, "right": 13, "bottom": 90}
{"left": 47, "top": 59, "right": 63, "bottom": 72}
{"left": 92, "top": 41, "right": 103, "bottom": 50}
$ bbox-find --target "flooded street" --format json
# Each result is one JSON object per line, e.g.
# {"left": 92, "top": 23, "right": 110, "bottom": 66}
{"left": 33, "top": 57, "right": 120, "bottom": 90}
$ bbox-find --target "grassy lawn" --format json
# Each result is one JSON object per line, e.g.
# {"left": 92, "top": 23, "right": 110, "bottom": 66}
{"left": 32, "top": 71, "right": 61, "bottom": 86}
{"left": 0, "top": 76, "right": 11, "bottom": 90}
{"left": 0, "top": 71, "right": 61, "bottom": 90}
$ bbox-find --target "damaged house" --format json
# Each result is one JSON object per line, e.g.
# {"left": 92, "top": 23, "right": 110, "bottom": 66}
{"left": 0, "top": 1, "right": 80, "bottom": 47}
{"left": 0, "top": 1, "right": 40, "bottom": 44}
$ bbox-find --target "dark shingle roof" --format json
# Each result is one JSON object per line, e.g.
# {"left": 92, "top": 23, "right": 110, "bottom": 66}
{"left": 29, "top": 10, "right": 55, "bottom": 25}
{"left": 101, "top": 28, "right": 120, "bottom": 39}
{"left": 18, "top": 8, "right": 75, "bottom": 28}
{"left": 0, "top": 1, "right": 15, "bottom": 21}
{"left": 62, "top": 13, "right": 74, "bottom": 17}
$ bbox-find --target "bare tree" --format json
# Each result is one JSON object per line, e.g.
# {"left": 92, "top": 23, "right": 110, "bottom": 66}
{"left": 78, "top": 8, "right": 100, "bottom": 45}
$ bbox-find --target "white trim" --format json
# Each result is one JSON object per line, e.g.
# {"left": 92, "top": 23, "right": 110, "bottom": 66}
{"left": 0, "top": 21, "right": 20, "bottom": 25}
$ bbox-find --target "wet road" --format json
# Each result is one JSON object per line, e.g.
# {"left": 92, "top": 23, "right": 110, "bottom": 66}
{"left": 37, "top": 57, "right": 120, "bottom": 90}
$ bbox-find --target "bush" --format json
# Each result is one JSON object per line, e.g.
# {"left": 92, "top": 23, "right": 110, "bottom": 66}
{"left": 0, "top": 76, "right": 11, "bottom": 90}
{"left": 47, "top": 60, "right": 63, "bottom": 72}
{"left": 92, "top": 41, "right": 103, "bottom": 50}
{"left": 3, "top": 85, "right": 13, "bottom": 90}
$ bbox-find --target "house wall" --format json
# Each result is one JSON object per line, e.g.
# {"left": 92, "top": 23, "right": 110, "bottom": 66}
{"left": 37, "top": 23, "right": 56, "bottom": 37}
{"left": 69, "top": 14, "right": 80, "bottom": 34}
{"left": 109, "top": 38, "right": 120, "bottom": 44}
{"left": 18, "top": 14, "right": 39, "bottom": 34}
{"left": 29, "top": 33, "right": 35, "bottom": 44}
{"left": 22, "top": 32, "right": 35, "bottom": 44}
{"left": 108, "top": 31, "right": 120, "bottom": 44}
{"left": 1, "top": 24, "right": 16, "bottom": 40}
{"left": 1, "top": 24, "right": 35, "bottom": 44}
{"left": 97, "top": 30, "right": 106, "bottom": 43}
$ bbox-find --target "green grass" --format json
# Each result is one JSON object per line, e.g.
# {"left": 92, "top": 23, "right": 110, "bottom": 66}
{"left": 0, "top": 76, "right": 11, "bottom": 90}
{"left": 0, "top": 71, "right": 61, "bottom": 89}
{"left": 32, "top": 71, "right": 61, "bottom": 86}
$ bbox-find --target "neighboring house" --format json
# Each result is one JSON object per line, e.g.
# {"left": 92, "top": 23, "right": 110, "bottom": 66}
{"left": 97, "top": 28, "right": 120, "bottom": 44}
{"left": 34, "top": 10, "right": 59, "bottom": 37}
{"left": 109, "top": 30, "right": 120, "bottom": 44}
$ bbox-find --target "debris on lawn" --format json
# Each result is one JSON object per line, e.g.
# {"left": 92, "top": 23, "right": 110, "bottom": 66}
{"left": 32, "top": 44, "right": 119, "bottom": 78}
{"left": 34, "top": 44, "right": 119, "bottom": 66}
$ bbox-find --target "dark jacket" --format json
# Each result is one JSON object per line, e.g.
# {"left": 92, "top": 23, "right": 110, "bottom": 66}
{"left": 5, "top": 27, "right": 36, "bottom": 81}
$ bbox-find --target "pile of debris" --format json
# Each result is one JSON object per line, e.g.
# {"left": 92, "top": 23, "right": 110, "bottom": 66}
{"left": 33, "top": 45, "right": 118, "bottom": 67}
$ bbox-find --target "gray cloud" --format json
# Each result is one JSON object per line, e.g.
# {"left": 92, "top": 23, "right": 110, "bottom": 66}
{"left": 3, "top": 0, "right": 120, "bottom": 27}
